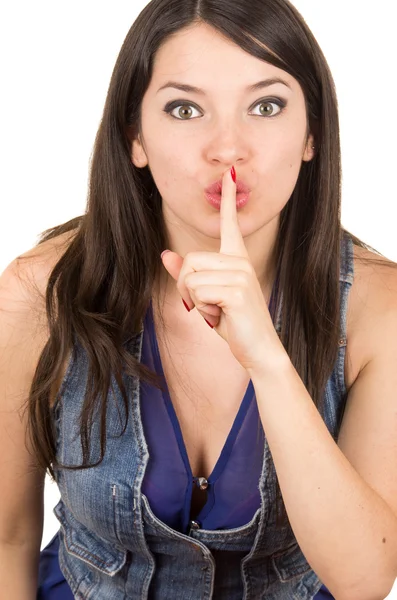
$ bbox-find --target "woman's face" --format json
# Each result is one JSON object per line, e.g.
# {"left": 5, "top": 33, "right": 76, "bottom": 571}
{"left": 131, "top": 22, "right": 314, "bottom": 251}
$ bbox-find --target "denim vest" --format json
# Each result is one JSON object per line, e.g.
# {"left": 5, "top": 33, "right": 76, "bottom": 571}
{"left": 52, "top": 231, "right": 354, "bottom": 599}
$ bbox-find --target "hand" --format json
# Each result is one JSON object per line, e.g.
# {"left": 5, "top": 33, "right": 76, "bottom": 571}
{"left": 161, "top": 167, "right": 285, "bottom": 373}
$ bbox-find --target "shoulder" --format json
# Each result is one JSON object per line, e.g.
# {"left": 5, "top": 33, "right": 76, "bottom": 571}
{"left": 3, "top": 229, "right": 78, "bottom": 314}
{"left": 0, "top": 230, "right": 79, "bottom": 404}
{"left": 0, "top": 229, "right": 78, "bottom": 362}
{"left": 345, "top": 241, "right": 397, "bottom": 389}
{"left": 13, "top": 229, "right": 78, "bottom": 287}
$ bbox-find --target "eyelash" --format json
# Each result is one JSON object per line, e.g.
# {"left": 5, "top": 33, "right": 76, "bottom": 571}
{"left": 163, "top": 97, "right": 287, "bottom": 120}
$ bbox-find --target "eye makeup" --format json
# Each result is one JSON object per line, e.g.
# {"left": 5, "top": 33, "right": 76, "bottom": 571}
{"left": 162, "top": 97, "right": 288, "bottom": 120}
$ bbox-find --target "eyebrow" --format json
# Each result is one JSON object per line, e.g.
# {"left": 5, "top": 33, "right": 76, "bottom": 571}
{"left": 157, "top": 77, "right": 292, "bottom": 95}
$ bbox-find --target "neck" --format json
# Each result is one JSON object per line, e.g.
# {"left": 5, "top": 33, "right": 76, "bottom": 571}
{"left": 154, "top": 214, "right": 281, "bottom": 307}
{"left": 155, "top": 248, "right": 279, "bottom": 312}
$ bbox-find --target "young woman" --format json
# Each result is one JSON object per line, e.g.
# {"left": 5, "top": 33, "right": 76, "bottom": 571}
{"left": 1, "top": 0, "right": 396, "bottom": 599}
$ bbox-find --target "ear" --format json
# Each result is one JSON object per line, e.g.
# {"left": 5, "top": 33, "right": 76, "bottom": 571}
{"left": 302, "top": 133, "right": 316, "bottom": 162}
{"left": 131, "top": 134, "right": 149, "bottom": 169}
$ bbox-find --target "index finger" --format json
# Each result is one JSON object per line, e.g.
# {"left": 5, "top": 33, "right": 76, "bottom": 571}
{"left": 219, "top": 167, "right": 249, "bottom": 258}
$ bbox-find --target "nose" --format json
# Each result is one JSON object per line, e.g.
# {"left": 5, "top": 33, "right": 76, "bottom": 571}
{"left": 204, "top": 118, "right": 251, "bottom": 167}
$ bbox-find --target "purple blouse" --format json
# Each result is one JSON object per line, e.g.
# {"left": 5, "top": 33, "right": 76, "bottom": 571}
{"left": 140, "top": 298, "right": 266, "bottom": 534}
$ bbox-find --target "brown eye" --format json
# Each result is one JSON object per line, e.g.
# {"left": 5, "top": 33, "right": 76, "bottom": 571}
{"left": 250, "top": 99, "right": 285, "bottom": 118}
{"left": 177, "top": 106, "right": 193, "bottom": 119}
{"left": 164, "top": 102, "right": 202, "bottom": 120}
{"left": 163, "top": 98, "right": 286, "bottom": 121}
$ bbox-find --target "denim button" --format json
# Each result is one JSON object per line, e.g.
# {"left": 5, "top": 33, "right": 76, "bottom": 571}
{"left": 190, "top": 520, "right": 200, "bottom": 530}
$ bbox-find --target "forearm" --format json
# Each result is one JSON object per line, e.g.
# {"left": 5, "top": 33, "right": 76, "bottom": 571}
{"left": 249, "top": 357, "right": 397, "bottom": 600}
{"left": 0, "top": 544, "right": 39, "bottom": 600}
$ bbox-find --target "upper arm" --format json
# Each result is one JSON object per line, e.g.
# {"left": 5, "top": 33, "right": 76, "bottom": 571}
{"left": 0, "top": 256, "right": 50, "bottom": 548}
{"left": 337, "top": 261, "right": 397, "bottom": 520}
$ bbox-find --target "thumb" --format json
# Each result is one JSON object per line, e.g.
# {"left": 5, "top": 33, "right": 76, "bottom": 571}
{"left": 161, "top": 250, "right": 221, "bottom": 325}
{"left": 161, "top": 250, "right": 184, "bottom": 283}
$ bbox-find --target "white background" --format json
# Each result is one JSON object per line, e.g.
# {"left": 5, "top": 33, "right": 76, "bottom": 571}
{"left": 0, "top": 1, "right": 396, "bottom": 597}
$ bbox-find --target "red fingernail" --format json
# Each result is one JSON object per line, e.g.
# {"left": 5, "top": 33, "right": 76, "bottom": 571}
{"left": 182, "top": 299, "right": 191, "bottom": 312}
{"left": 204, "top": 318, "right": 214, "bottom": 329}
{"left": 230, "top": 166, "right": 236, "bottom": 183}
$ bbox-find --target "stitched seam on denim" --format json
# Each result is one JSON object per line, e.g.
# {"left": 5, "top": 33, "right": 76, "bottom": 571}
{"left": 64, "top": 535, "right": 117, "bottom": 568}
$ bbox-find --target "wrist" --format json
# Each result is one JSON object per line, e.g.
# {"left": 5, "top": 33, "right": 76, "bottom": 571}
{"left": 246, "top": 341, "right": 291, "bottom": 380}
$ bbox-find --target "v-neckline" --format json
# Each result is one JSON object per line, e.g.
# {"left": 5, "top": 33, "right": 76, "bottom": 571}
{"left": 147, "top": 298, "right": 254, "bottom": 484}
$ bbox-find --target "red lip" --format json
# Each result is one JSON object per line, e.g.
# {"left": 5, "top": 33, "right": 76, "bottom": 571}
{"left": 205, "top": 178, "right": 251, "bottom": 195}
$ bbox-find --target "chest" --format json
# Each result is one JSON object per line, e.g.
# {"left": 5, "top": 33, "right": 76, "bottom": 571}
{"left": 153, "top": 317, "right": 254, "bottom": 519}
{"left": 151, "top": 275, "right": 364, "bottom": 490}
{"left": 155, "top": 323, "right": 252, "bottom": 481}
{"left": 53, "top": 267, "right": 363, "bottom": 482}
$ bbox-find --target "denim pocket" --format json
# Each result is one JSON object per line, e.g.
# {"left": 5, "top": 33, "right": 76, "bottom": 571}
{"left": 54, "top": 498, "right": 127, "bottom": 576}
{"left": 272, "top": 542, "right": 312, "bottom": 582}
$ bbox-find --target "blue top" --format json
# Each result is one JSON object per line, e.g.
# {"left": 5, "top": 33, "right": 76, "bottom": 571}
{"left": 37, "top": 265, "right": 334, "bottom": 598}
{"left": 140, "top": 297, "right": 263, "bottom": 534}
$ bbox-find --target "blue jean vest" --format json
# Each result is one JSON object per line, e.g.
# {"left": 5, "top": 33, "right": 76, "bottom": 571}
{"left": 52, "top": 231, "right": 354, "bottom": 599}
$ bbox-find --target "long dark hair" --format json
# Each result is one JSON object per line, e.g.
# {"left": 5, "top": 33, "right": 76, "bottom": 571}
{"left": 23, "top": 0, "right": 395, "bottom": 528}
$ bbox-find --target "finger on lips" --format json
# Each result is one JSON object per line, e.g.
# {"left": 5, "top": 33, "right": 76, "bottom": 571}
{"left": 200, "top": 166, "right": 241, "bottom": 328}
{"left": 220, "top": 167, "right": 249, "bottom": 260}
{"left": 165, "top": 166, "right": 249, "bottom": 328}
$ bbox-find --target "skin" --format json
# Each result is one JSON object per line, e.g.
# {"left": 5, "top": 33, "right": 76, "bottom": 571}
{"left": 131, "top": 22, "right": 315, "bottom": 303}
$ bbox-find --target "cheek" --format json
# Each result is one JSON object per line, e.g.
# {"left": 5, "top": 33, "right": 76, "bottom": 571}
{"left": 258, "top": 146, "right": 304, "bottom": 209}
{"left": 143, "top": 144, "right": 193, "bottom": 202}
{"left": 146, "top": 122, "right": 190, "bottom": 167}
{"left": 146, "top": 128, "right": 197, "bottom": 184}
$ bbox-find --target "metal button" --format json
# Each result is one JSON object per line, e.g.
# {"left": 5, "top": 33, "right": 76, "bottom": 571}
{"left": 198, "top": 477, "right": 208, "bottom": 491}
{"left": 190, "top": 520, "right": 200, "bottom": 530}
